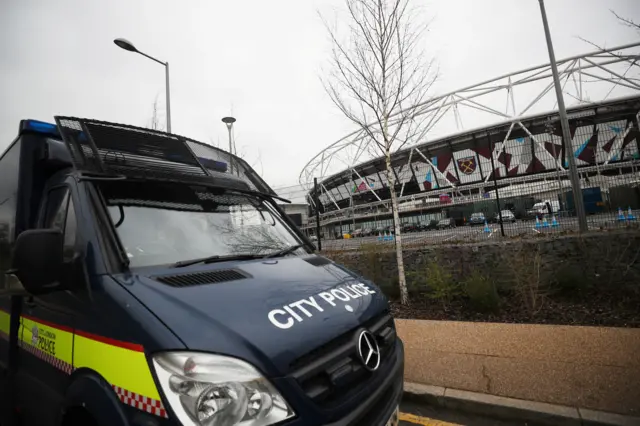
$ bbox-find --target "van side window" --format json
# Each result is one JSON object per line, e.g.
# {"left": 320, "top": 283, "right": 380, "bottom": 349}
{"left": 62, "top": 198, "right": 77, "bottom": 260}
{"left": 44, "top": 188, "right": 70, "bottom": 230}
{"left": 43, "top": 187, "right": 77, "bottom": 261}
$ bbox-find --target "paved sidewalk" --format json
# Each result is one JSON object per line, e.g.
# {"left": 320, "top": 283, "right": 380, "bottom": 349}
{"left": 397, "top": 319, "right": 640, "bottom": 416}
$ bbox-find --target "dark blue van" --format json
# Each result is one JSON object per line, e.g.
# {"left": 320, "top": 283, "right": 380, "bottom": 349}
{"left": 0, "top": 117, "right": 404, "bottom": 426}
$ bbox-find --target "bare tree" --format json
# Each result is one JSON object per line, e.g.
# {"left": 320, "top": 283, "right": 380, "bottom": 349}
{"left": 321, "top": 0, "right": 437, "bottom": 305}
{"left": 149, "top": 95, "right": 165, "bottom": 131}
{"left": 226, "top": 225, "right": 290, "bottom": 254}
{"left": 611, "top": 10, "right": 640, "bottom": 33}
{"left": 205, "top": 210, "right": 290, "bottom": 255}
{"left": 578, "top": 10, "right": 640, "bottom": 71}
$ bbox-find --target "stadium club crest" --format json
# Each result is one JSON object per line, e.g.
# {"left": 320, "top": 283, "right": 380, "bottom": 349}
{"left": 457, "top": 156, "right": 477, "bottom": 175}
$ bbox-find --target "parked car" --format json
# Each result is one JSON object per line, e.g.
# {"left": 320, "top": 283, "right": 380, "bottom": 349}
{"left": 436, "top": 218, "right": 456, "bottom": 229}
{"left": 420, "top": 219, "right": 439, "bottom": 231}
{"left": 526, "top": 200, "right": 560, "bottom": 220}
{"left": 535, "top": 200, "right": 560, "bottom": 215}
{"left": 524, "top": 208, "right": 539, "bottom": 221}
{"left": 362, "top": 227, "right": 374, "bottom": 237}
{"left": 351, "top": 228, "right": 364, "bottom": 238}
{"left": 402, "top": 223, "right": 418, "bottom": 233}
{"left": 495, "top": 210, "right": 516, "bottom": 223}
{"left": 468, "top": 212, "right": 486, "bottom": 226}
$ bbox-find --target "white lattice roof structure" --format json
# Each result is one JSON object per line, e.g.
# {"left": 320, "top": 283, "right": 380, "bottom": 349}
{"left": 300, "top": 42, "right": 640, "bottom": 219}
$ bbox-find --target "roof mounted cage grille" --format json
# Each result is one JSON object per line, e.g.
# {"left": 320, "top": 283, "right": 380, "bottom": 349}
{"left": 53, "top": 116, "right": 276, "bottom": 195}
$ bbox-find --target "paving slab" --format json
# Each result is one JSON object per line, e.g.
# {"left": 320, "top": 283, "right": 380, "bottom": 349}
{"left": 403, "top": 381, "right": 640, "bottom": 426}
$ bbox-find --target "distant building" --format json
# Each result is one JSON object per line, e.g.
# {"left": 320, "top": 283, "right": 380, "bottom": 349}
{"left": 279, "top": 203, "right": 309, "bottom": 228}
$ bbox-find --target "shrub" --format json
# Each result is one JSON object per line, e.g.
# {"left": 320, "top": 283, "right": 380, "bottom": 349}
{"left": 504, "top": 246, "right": 549, "bottom": 315}
{"left": 463, "top": 272, "right": 501, "bottom": 313}
{"left": 408, "top": 259, "right": 461, "bottom": 308}
{"left": 552, "top": 263, "right": 590, "bottom": 298}
{"left": 359, "top": 243, "right": 401, "bottom": 299}
{"left": 360, "top": 243, "right": 385, "bottom": 282}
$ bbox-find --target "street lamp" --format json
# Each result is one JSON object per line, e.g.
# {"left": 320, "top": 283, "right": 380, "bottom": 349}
{"left": 114, "top": 38, "right": 172, "bottom": 133}
{"left": 537, "top": 1, "right": 588, "bottom": 232}
{"left": 222, "top": 116, "right": 237, "bottom": 175}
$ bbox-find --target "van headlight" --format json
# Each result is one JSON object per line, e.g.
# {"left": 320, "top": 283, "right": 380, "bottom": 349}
{"left": 152, "top": 352, "right": 295, "bottom": 426}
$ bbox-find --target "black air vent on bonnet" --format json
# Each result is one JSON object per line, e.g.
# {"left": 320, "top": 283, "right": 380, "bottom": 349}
{"left": 154, "top": 269, "right": 248, "bottom": 288}
{"left": 304, "top": 256, "right": 332, "bottom": 267}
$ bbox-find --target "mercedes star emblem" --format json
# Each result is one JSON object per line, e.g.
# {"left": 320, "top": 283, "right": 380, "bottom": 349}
{"left": 357, "top": 330, "right": 381, "bottom": 371}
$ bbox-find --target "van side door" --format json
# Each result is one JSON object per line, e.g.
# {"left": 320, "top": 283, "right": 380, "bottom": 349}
{"left": 0, "top": 140, "right": 22, "bottom": 376}
{"left": 15, "top": 181, "right": 82, "bottom": 425}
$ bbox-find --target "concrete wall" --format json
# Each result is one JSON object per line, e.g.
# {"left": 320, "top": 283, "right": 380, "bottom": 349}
{"left": 397, "top": 319, "right": 640, "bottom": 416}
{"left": 324, "top": 229, "right": 640, "bottom": 297}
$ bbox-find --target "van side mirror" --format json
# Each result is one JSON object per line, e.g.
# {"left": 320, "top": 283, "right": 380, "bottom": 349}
{"left": 11, "top": 229, "right": 64, "bottom": 295}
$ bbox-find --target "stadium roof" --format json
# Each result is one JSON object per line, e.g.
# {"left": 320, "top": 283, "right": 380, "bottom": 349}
{"left": 300, "top": 41, "right": 640, "bottom": 203}
{"left": 317, "top": 95, "right": 640, "bottom": 192}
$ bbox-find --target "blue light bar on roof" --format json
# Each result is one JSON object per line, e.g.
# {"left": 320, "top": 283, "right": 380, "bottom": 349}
{"left": 20, "top": 119, "right": 60, "bottom": 137}
{"left": 198, "top": 157, "right": 228, "bottom": 173}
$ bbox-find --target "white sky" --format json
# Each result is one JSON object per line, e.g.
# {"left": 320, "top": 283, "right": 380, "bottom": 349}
{"left": 1, "top": 0, "right": 639, "bottom": 197}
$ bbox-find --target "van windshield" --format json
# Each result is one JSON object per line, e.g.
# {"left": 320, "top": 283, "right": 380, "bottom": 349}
{"left": 101, "top": 182, "right": 304, "bottom": 268}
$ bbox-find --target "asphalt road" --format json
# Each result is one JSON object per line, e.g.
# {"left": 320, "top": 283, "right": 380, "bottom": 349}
{"left": 319, "top": 210, "right": 639, "bottom": 251}
{"left": 399, "top": 400, "right": 534, "bottom": 426}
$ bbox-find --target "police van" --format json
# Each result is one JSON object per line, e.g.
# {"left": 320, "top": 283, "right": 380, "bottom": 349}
{"left": 0, "top": 117, "right": 404, "bottom": 426}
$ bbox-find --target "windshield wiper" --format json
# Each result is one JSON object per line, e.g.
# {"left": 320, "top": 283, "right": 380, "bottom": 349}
{"left": 264, "top": 244, "right": 305, "bottom": 259}
{"left": 173, "top": 253, "right": 263, "bottom": 268}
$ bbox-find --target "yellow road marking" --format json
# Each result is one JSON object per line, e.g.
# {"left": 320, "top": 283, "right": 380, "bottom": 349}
{"left": 399, "top": 412, "right": 462, "bottom": 426}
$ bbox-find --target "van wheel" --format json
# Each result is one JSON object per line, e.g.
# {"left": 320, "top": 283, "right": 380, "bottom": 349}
{"left": 61, "top": 407, "right": 98, "bottom": 426}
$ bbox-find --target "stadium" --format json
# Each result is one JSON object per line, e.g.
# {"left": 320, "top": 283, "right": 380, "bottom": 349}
{"left": 299, "top": 42, "right": 640, "bottom": 242}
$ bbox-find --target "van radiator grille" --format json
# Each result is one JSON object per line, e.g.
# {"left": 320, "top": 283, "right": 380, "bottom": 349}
{"left": 288, "top": 312, "right": 396, "bottom": 410}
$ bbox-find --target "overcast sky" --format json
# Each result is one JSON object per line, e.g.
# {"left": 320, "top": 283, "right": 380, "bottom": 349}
{"left": 1, "top": 0, "right": 639, "bottom": 197}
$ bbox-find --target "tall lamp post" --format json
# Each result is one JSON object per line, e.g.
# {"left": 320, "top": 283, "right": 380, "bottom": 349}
{"left": 114, "top": 38, "right": 172, "bottom": 133}
{"left": 537, "top": 0, "right": 588, "bottom": 232}
{"left": 222, "top": 116, "right": 237, "bottom": 175}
